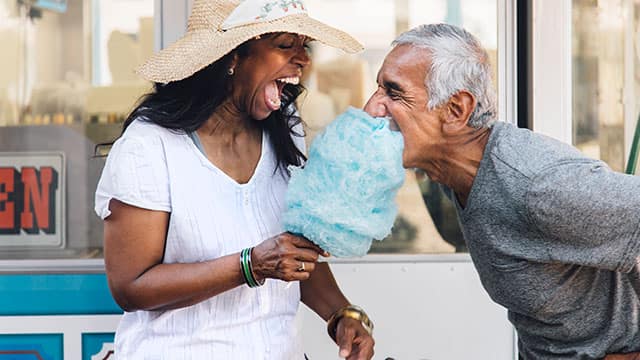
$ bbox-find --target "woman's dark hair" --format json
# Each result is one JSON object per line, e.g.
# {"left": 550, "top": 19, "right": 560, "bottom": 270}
{"left": 101, "top": 41, "right": 306, "bottom": 173}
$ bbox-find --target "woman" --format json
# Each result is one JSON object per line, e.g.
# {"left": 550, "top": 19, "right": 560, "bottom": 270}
{"left": 94, "top": 0, "right": 375, "bottom": 359}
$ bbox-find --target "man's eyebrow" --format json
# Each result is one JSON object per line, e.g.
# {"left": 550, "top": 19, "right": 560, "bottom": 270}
{"left": 383, "top": 79, "right": 404, "bottom": 93}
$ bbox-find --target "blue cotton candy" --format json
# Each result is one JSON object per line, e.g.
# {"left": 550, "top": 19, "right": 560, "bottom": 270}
{"left": 283, "top": 107, "right": 405, "bottom": 257}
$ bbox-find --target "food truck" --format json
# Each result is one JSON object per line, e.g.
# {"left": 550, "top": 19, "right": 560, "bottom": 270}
{"left": 0, "top": 0, "right": 638, "bottom": 359}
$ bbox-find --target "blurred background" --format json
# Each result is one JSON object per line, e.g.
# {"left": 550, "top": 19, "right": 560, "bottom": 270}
{"left": 0, "top": 0, "right": 638, "bottom": 260}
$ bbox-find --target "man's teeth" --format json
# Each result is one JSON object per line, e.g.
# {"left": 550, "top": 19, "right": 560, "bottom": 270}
{"left": 277, "top": 77, "right": 300, "bottom": 85}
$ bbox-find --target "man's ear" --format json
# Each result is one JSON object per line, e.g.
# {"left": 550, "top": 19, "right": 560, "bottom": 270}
{"left": 443, "top": 90, "right": 476, "bottom": 133}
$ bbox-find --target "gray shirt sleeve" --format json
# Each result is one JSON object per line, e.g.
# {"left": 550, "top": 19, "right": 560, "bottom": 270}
{"left": 526, "top": 160, "right": 640, "bottom": 273}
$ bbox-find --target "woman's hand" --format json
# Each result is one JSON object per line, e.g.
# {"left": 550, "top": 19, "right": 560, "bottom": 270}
{"left": 251, "top": 232, "right": 328, "bottom": 282}
{"left": 335, "top": 317, "right": 375, "bottom": 360}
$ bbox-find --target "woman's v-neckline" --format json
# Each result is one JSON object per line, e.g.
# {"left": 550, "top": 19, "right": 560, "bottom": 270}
{"left": 187, "top": 130, "right": 268, "bottom": 187}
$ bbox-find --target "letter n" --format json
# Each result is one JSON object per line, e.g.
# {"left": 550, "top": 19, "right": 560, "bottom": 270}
{"left": 20, "top": 167, "right": 58, "bottom": 234}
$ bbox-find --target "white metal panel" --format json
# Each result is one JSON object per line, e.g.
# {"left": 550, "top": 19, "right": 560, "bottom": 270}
{"left": 623, "top": 0, "right": 636, "bottom": 165}
{"left": 530, "top": 0, "right": 573, "bottom": 143}
{"left": 301, "top": 255, "right": 514, "bottom": 360}
{"left": 158, "top": 0, "right": 191, "bottom": 50}
{"left": 498, "top": 0, "right": 518, "bottom": 126}
{"left": 0, "top": 259, "right": 105, "bottom": 273}
{"left": 154, "top": 0, "right": 162, "bottom": 52}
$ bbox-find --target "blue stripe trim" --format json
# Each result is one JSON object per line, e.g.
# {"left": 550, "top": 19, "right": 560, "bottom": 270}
{"left": 0, "top": 333, "right": 63, "bottom": 360}
{"left": 34, "top": 0, "right": 68, "bottom": 13}
{"left": 0, "top": 274, "right": 122, "bottom": 316}
{"left": 82, "top": 333, "right": 115, "bottom": 360}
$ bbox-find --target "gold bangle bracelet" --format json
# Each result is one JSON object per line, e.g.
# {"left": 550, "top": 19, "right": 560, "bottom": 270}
{"left": 327, "top": 305, "right": 374, "bottom": 341}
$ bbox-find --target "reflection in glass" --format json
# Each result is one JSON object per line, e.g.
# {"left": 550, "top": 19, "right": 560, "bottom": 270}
{"left": 0, "top": 0, "right": 499, "bottom": 258}
{"left": 0, "top": 0, "right": 153, "bottom": 259}
{"left": 303, "top": 0, "right": 497, "bottom": 254}
{"left": 572, "top": 0, "right": 640, "bottom": 172}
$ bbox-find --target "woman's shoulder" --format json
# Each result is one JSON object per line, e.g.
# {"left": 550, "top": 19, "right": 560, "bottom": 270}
{"left": 108, "top": 118, "right": 187, "bottom": 161}
{"left": 115, "top": 118, "right": 188, "bottom": 152}
{"left": 123, "top": 118, "right": 180, "bottom": 140}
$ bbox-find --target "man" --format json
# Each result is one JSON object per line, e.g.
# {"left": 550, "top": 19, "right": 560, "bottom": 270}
{"left": 364, "top": 23, "right": 640, "bottom": 359}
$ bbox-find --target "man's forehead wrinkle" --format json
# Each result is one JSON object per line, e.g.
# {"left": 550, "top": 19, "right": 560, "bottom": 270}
{"left": 385, "top": 48, "right": 428, "bottom": 79}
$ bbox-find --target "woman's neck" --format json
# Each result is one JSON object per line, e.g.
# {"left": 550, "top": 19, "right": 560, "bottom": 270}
{"left": 198, "top": 101, "right": 260, "bottom": 143}
{"left": 194, "top": 101, "right": 264, "bottom": 184}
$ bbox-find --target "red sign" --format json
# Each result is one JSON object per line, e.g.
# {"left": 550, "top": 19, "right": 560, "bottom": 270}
{"left": 0, "top": 153, "right": 64, "bottom": 248}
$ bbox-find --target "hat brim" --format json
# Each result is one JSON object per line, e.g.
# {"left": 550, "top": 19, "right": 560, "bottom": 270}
{"left": 136, "top": 14, "right": 364, "bottom": 83}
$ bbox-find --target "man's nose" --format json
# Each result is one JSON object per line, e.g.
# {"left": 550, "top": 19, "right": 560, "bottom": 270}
{"left": 364, "top": 93, "right": 388, "bottom": 118}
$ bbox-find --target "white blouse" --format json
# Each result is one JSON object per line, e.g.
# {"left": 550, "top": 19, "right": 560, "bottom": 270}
{"left": 95, "top": 120, "right": 305, "bottom": 359}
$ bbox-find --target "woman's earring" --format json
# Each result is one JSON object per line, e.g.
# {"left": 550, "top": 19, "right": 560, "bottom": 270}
{"left": 227, "top": 67, "right": 235, "bottom": 76}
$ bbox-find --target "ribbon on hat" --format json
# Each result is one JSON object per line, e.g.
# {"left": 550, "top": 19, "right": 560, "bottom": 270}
{"left": 221, "top": 0, "right": 307, "bottom": 30}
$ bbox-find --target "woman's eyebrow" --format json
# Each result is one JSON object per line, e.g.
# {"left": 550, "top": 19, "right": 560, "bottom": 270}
{"left": 272, "top": 33, "right": 296, "bottom": 41}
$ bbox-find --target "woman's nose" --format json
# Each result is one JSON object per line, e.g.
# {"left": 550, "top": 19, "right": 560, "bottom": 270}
{"left": 364, "top": 93, "right": 388, "bottom": 118}
{"left": 293, "top": 47, "right": 311, "bottom": 68}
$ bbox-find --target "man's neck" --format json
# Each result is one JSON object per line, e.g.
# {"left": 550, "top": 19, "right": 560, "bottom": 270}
{"left": 426, "top": 127, "right": 492, "bottom": 207}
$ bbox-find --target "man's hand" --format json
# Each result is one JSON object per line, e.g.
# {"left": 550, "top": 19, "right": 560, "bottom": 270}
{"left": 335, "top": 317, "right": 375, "bottom": 360}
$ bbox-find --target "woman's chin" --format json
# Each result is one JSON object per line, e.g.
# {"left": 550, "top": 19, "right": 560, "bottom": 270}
{"left": 251, "top": 108, "right": 273, "bottom": 121}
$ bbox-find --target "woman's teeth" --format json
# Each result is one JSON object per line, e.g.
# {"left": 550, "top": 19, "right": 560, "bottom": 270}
{"left": 268, "top": 98, "right": 281, "bottom": 108}
{"left": 277, "top": 77, "right": 300, "bottom": 85}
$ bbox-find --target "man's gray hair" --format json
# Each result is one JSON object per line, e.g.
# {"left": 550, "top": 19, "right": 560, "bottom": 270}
{"left": 393, "top": 24, "right": 497, "bottom": 128}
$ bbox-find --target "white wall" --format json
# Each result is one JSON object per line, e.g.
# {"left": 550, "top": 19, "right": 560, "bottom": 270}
{"left": 300, "top": 255, "right": 515, "bottom": 360}
{"left": 530, "top": 0, "right": 573, "bottom": 143}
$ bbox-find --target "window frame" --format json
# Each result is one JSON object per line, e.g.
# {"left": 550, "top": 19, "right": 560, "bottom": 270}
{"left": 531, "top": 0, "right": 638, "bottom": 167}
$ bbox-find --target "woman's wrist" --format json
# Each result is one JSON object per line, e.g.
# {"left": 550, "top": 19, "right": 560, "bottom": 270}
{"left": 326, "top": 304, "right": 374, "bottom": 341}
{"left": 240, "top": 247, "right": 265, "bottom": 288}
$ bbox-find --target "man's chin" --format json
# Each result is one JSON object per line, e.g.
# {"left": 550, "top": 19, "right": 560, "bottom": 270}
{"left": 387, "top": 117, "right": 400, "bottom": 131}
{"left": 401, "top": 156, "right": 417, "bottom": 170}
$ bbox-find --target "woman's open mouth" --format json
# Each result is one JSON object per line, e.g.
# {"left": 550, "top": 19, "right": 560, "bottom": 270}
{"left": 265, "top": 76, "right": 300, "bottom": 111}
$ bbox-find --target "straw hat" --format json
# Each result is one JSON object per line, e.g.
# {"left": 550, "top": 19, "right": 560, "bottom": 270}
{"left": 136, "top": 0, "right": 364, "bottom": 83}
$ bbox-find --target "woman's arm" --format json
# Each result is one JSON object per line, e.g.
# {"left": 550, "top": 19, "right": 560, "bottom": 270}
{"left": 300, "top": 262, "right": 349, "bottom": 320}
{"left": 104, "top": 199, "right": 248, "bottom": 312}
{"left": 301, "top": 263, "right": 375, "bottom": 360}
{"left": 104, "top": 199, "right": 321, "bottom": 312}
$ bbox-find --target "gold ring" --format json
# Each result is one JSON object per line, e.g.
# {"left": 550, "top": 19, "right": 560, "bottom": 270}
{"left": 297, "top": 262, "right": 305, "bottom": 272}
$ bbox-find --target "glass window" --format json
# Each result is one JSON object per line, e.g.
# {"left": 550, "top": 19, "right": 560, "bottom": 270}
{"left": 0, "top": 0, "right": 500, "bottom": 259}
{"left": 301, "top": 0, "right": 499, "bottom": 254}
{"left": 0, "top": 0, "right": 154, "bottom": 259}
{"left": 572, "top": 0, "right": 640, "bottom": 173}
